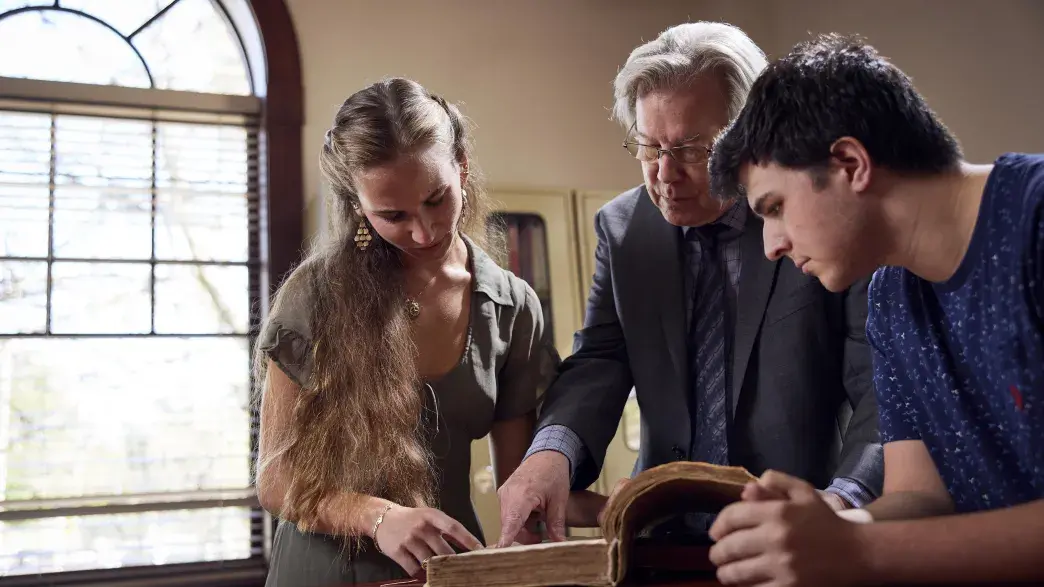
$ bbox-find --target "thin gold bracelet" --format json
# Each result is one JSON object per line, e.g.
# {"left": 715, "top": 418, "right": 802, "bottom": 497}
{"left": 371, "top": 504, "right": 394, "bottom": 553}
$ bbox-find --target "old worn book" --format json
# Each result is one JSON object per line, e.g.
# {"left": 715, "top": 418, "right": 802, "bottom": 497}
{"left": 424, "top": 461, "right": 756, "bottom": 587}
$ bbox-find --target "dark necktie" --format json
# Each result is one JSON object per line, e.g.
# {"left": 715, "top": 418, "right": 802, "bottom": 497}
{"left": 688, "top": 224, "right": 729, "bottom": 467}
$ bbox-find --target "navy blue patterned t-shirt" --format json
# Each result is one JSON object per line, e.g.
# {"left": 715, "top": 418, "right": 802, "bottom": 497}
{"left": 867, "top": 152, "right": 1044, "bottom": 513}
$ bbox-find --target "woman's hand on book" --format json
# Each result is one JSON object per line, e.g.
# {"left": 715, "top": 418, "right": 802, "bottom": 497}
{"left": 373, "top": 506, "right": 484, "bottom": 577}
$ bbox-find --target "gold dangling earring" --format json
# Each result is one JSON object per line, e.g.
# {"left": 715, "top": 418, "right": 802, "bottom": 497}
{"left": 461, "top": 188, "right": 469, "bottom": 222}
{"left": 354, "top": 218, "right": 372, "bottom": 250}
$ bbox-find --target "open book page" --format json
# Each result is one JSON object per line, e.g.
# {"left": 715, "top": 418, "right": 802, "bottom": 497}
{"left": 599, "top": 462, "right": 755, "bottom": 582}
{"left": 424, "top": 538, "right": 616, "bottom": 587}
{"left": 600, "top": 462, "right": 756, "bottom": 540}
{"left": 425, "top": 462, "right": 755, "bottom": 587}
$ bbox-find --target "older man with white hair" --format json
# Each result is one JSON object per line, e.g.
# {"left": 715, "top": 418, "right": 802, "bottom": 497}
{"left": 496, "top": 22, "right": 884, "bottom": 546}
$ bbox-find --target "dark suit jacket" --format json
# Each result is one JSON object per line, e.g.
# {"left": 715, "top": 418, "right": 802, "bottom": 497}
{"left": 538, "top": 187, "right": 883, "bottom": 494}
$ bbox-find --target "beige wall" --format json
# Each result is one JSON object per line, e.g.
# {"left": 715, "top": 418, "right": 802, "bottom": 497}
{"left": 288, "top": 0, "right": 1044, "bottom": 237}
{"left": 766, "top": 0, "right": 1044, "bottom": 165}
{"left": 281, "top": 0, "right": 1044, "bottom": 526}
{"left": 285, "top": 0, "right": 771, "bottom": 237}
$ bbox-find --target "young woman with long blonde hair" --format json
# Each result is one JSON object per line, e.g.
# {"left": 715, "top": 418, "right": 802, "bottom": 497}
{"left": 254, "top": 77, "right": 558, "bottom": 586}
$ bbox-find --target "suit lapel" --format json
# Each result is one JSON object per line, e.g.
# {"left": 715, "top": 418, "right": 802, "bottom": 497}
{"left": 731, "top": 212, "right": 780, "bottom": 415}
{"left": 628, "top": 194, "right": 690, "bottom": 417}
{"left": 656, "top": 224, "right": 687, "bottom": 395}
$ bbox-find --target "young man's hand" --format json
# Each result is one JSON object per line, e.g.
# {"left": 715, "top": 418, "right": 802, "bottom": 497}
{"left": 739, "top": 475, "right": 851, "bottom": 511}
{"left": 709, "top": 470, "right": 870, "bottom": 586}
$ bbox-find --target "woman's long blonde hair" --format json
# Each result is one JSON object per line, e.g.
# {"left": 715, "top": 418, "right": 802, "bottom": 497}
{"left": 253, "top": 78, "right": 497, "bottom": 536}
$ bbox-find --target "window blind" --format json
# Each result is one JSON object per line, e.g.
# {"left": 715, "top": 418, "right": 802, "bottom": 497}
{"left": 0, "top": 100, "right": 264, "bottom": 579}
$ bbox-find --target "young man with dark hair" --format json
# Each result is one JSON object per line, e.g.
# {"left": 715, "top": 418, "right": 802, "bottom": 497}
{"left": 705, "top": 33, "right": 1044, "bottom": 586}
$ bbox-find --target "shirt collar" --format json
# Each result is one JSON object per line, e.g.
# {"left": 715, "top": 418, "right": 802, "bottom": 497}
{"left": 682, "top": 200, "right": 747, "bottom": 238}
{"left": 463, "top": 234, "right": 514, "bottom": 306}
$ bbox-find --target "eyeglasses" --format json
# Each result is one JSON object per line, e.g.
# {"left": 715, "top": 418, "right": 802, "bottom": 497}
{"left": 622, "top": 123, "right": 712, "bottom": 165}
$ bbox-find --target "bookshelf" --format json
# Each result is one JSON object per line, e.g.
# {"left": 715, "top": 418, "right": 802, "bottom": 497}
{"left": 488, "top": 211, "right": 554, "bottom": 343}
{"left": 469, "top": 190, "right": 582, "bottom": 544}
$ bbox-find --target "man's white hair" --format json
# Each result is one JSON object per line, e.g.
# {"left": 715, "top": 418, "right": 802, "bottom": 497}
{"left": 612, "top": 22, "right": 768, "bottom": 130}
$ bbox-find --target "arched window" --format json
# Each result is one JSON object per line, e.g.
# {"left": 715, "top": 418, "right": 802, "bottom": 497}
{"left": 0, "top": 1, "right": 302, "bottom": 583}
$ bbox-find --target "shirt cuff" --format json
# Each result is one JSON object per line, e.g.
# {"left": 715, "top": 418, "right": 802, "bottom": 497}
{"left": 525, "top": 425, "right": 584, "bottom": 483}
{"left": 825, "top": 477, "right": 875, "bottom": 509}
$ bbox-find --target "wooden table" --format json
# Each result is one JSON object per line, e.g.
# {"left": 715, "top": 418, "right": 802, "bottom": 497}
{"left": 355, "top": 577, "right": 722, "bottom": 587}
{"left": 355, "top": 578, "right": 1035, "bottom": 587}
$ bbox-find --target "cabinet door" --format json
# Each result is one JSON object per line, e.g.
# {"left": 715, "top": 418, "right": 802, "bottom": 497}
{"left": 469, "top": 190, "right": 583, "bottom": 544}
{"left": 575, "top": 191, "right": 639, "bottom": 522}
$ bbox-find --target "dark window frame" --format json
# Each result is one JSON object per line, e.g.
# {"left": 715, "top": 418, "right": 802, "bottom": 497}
{"left": 0, "top": 1, "right": 302, "bottom": 585}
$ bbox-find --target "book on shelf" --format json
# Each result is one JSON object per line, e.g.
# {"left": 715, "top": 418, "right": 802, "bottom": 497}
{"left": 424, "top": 461, "right": 756, "bottom": 587}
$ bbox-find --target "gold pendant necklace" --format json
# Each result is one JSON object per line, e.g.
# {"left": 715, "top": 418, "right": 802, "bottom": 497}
{"left": 405, "top": 298, "right": 422, "bottom": 320}
{"left": 404, "top": 234, "right": 460, "bottom": 321}
{"left": 405, "top": 272, "right": 439, "bottom": 321}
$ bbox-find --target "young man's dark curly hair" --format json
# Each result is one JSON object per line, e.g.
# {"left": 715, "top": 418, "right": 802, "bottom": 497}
{"left": 709, "top": 33, "right": 962, "bottom": 201}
